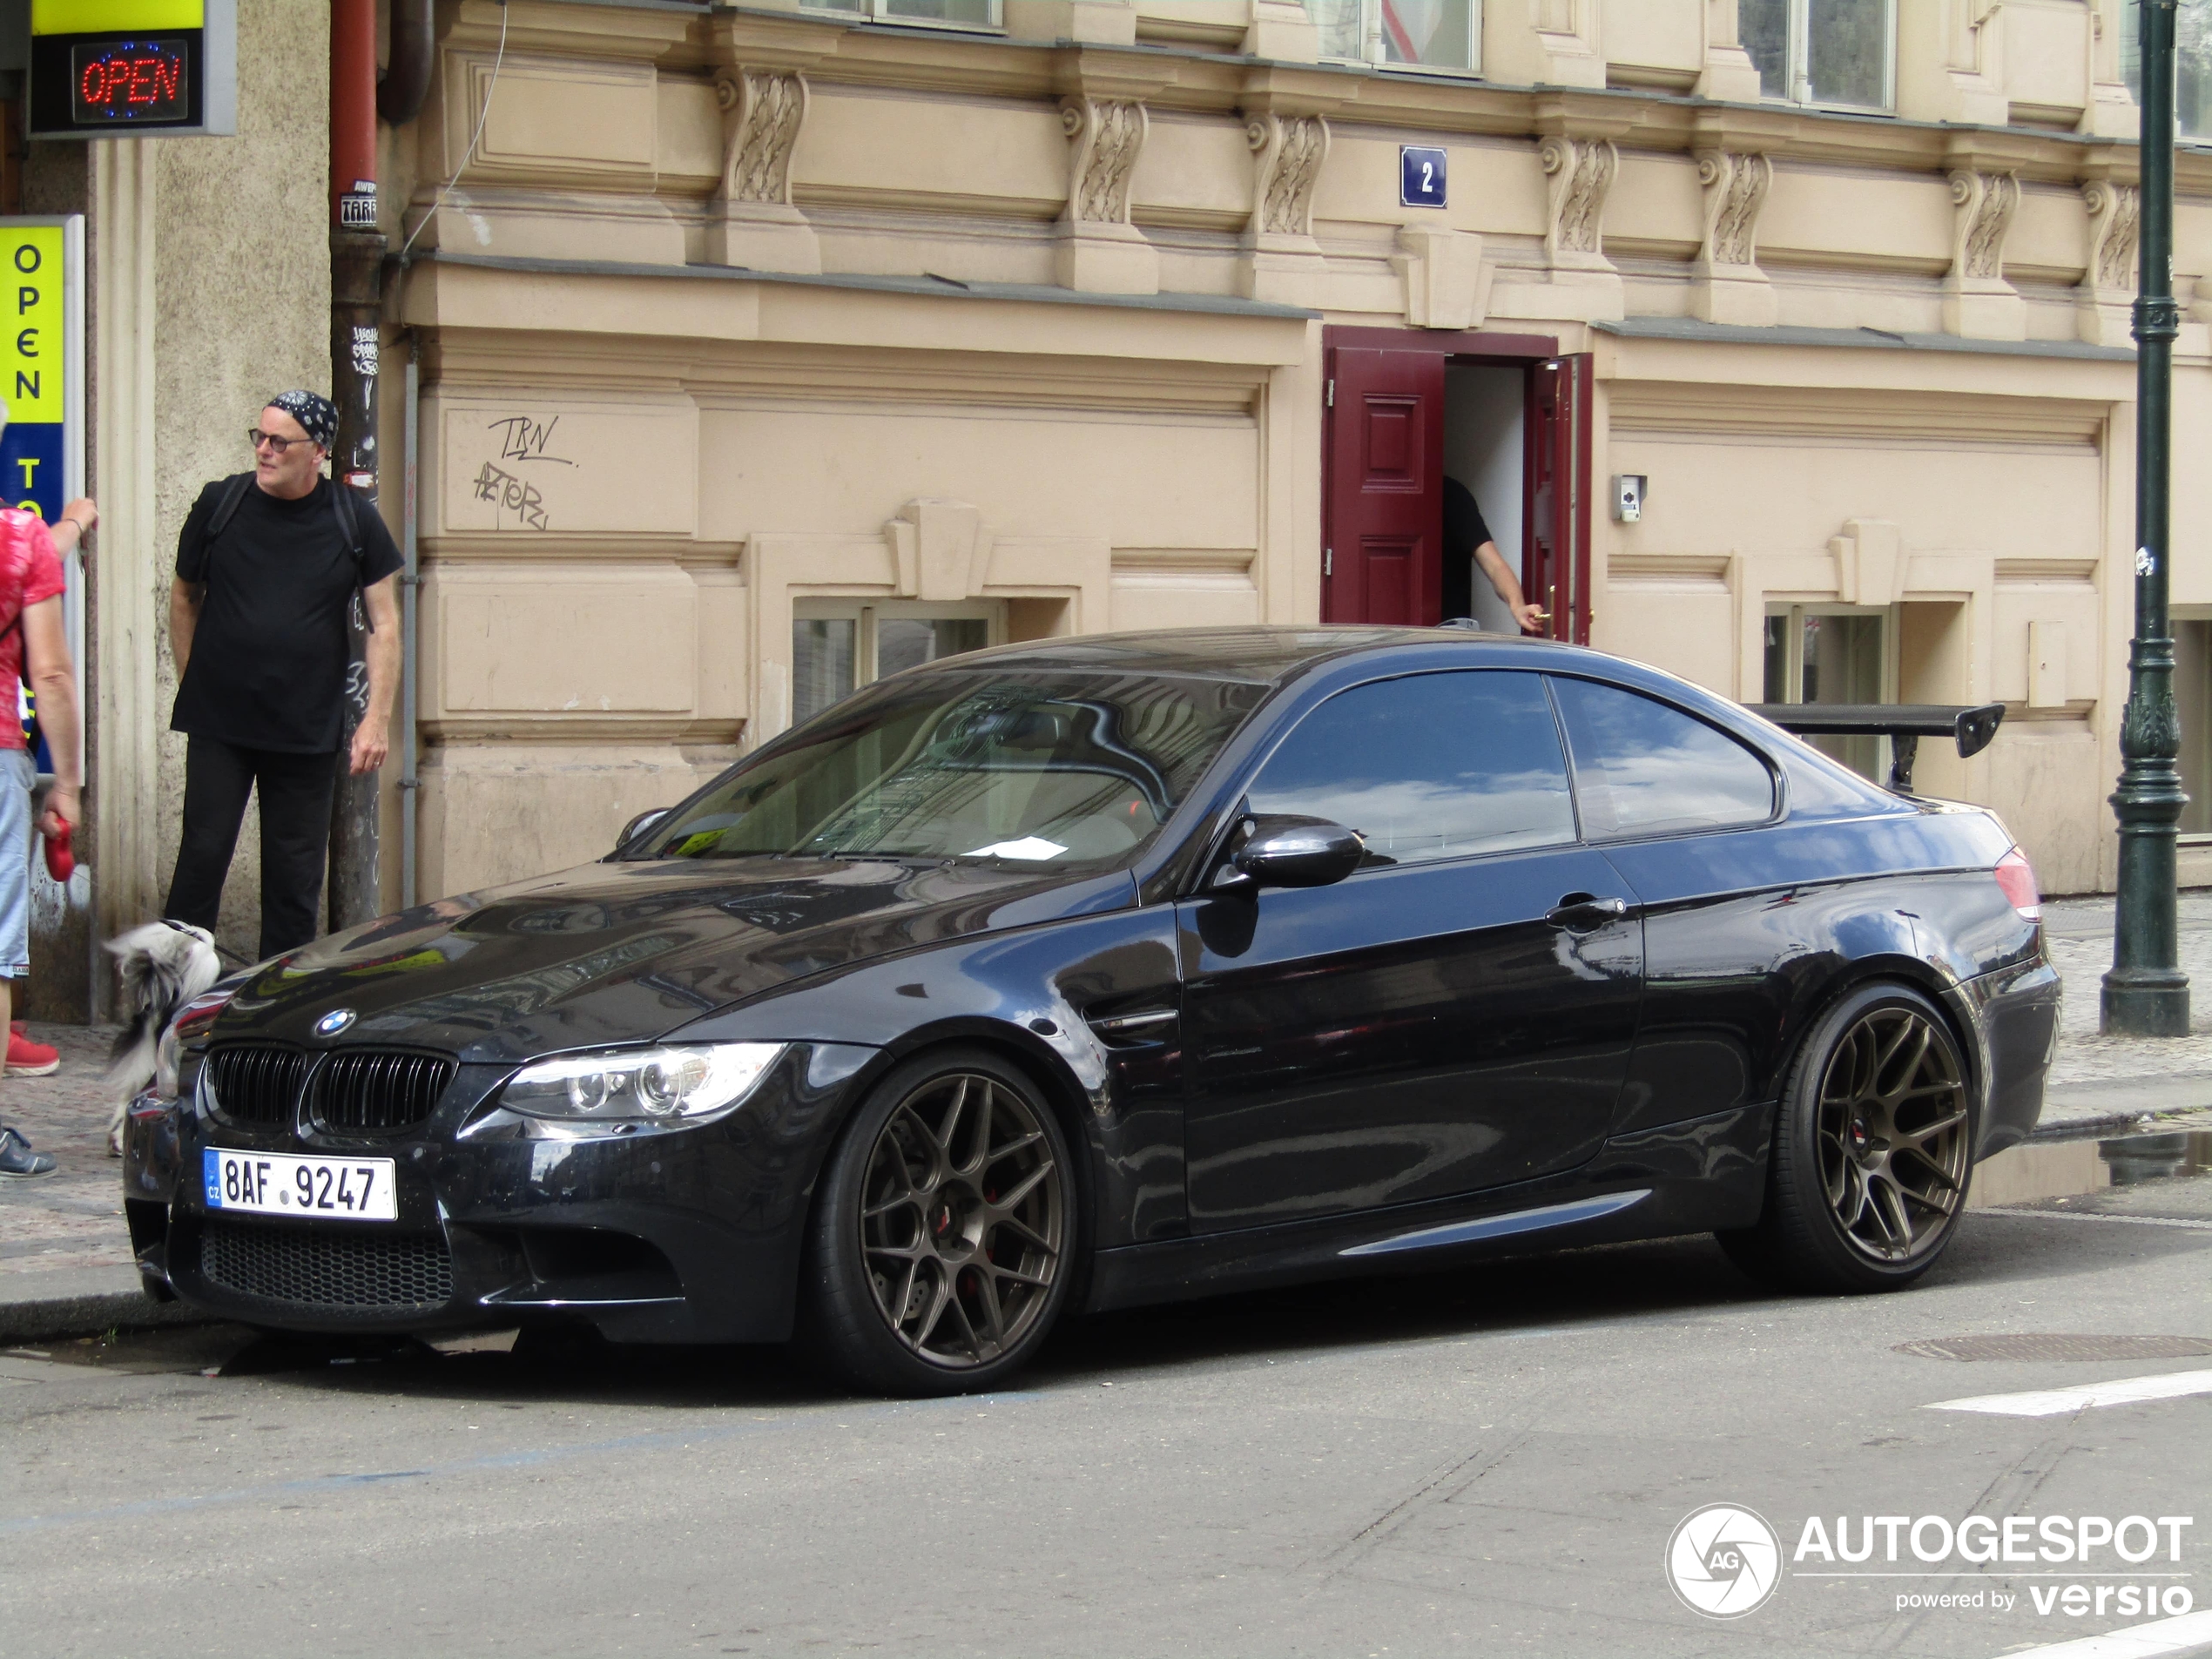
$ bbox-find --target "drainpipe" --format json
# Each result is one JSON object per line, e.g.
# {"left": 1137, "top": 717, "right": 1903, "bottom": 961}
{"left": 327, "top": 0, "right": 386, "bottom": 933}
{"left": 379, "top": 0, "right": 435, "bottom": 127}
{"left": 401, "top": 341, "right": 420, "bottom": 909}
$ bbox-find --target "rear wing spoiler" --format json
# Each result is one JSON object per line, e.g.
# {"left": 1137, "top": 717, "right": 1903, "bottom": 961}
{"left": 1742, "top": 703, "right": 2004, "bottom": 794}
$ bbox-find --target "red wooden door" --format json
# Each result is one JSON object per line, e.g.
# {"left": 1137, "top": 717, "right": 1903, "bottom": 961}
{"left": 1522, "top": 354, "right": 1594, "bottom": 644}
{"left": 1323, "top": 347, "right": 1445, "bottom": 624}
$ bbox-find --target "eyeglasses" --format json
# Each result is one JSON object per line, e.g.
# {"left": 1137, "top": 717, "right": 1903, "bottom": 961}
{"left": 247, "top": 428, "right": 318, "bottom": 454}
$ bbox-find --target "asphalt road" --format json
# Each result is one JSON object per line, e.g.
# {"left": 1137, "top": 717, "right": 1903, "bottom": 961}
{"left": 6, "top": 1176, "right": 2211, "bottom": 1659}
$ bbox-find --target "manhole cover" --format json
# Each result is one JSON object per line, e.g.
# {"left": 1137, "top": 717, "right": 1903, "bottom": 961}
{"left": 1896, "top": 1334, "right": 2212, "bottom": 1363}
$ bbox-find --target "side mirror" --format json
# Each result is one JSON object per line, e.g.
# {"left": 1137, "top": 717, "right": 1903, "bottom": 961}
{"left": 1212, "top": 815, "right": 1366, "bottom": 894}
{"left": 616, "top": 807, "right": 671, "bottom": 856}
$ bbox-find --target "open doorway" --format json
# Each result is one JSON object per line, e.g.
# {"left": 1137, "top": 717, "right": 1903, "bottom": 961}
{"left": 1442, "top": 364, "right": 1524, "bottom": 632}
{"left": 1320, "top": 327, "right": 1588, "bottom": 641}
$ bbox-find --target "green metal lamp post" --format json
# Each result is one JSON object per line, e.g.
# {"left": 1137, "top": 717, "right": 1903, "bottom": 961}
{"left": 2104, "top": 0, "right": 2192, "bottom": 1035}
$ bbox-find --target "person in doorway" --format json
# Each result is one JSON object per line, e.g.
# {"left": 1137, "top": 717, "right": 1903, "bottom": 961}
{"left": 164, "top": 392, "right": 402, "bottom": 963}
{"left": 0, "top": 471, "right": 91, "bottom": 1177}
{"left": 1442, "top": 475, "right": 1545, "bottom": 633}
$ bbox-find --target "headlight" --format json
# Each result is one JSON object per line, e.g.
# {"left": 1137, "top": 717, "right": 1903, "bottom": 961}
{"left": 496, "top": 1042, "right": 786, "bottom": 1124}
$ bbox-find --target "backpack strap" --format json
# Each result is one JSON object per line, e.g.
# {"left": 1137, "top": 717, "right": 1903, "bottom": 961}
{"left": 204, "top": 473, "right": 255, "bottom": 543}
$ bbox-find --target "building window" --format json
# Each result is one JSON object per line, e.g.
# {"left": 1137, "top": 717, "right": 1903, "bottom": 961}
{"left": 2123, "top": 0, "right": 2212, "bottom": 139}
{"left": 2175, "top": 614, "right": 2212, "bottom": 835}
{"left": 792, "top": 603, "right": 999, "bottom": 728}
{"left": 1739, "top": 0, "right": 1894, "bottom": 110}
{"left": 1763, "top": 605, "right": 1895, "bottom": 781}
{"left": 799, "top": 0, "right": 1001, "bottom": 28}
{"left": 1304, "top": 0, "right": 1478, "bottom": 73}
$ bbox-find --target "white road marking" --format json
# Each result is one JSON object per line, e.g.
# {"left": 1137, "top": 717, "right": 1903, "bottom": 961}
{"left": 1926, "top": 1368, "right": 2212, "bottom": 1418}
{"left": 1976, "top": 1208, "right": 2212, "bottom": 1232}
{"left": 1997, "top": 1608, "right": 2212, "bottom": 1657}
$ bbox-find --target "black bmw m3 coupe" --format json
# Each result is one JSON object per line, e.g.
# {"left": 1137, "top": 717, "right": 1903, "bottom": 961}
{"left": 125, "top": 627, "right": 2060, "bottom": 1395}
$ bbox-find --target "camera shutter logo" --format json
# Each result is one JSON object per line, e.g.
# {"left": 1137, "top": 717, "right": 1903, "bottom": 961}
{"left": 1666, "top": 1504, "right": 1782, "bottom": 1618}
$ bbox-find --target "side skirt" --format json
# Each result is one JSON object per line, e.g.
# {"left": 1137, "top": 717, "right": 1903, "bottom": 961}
{"left": 1084, "top": 1102, "right": 1773, "bottom": 1314}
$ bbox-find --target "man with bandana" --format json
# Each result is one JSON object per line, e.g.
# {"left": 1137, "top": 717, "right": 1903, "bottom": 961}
{"left": 164, "top": 392, "right": 403, "bottom": 961}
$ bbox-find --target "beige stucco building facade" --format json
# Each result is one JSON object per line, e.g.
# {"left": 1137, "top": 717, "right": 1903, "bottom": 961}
{"left": 61, "top": 0, "right": 2212, "bottom": 1009}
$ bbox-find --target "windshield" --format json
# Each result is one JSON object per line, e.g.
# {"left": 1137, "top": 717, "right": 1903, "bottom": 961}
{"left": 635, "top": 671, "right": 1264, "bottom": 867}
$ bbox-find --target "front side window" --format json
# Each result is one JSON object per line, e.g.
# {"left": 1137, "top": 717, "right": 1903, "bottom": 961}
{"left": 1739, "top": 0, "right": 1894, "bottom": 109}
{"left": 1246, "top": 671, "right": 1576, "bottom": 867}
{"left": 641, "top": 671, "right": 1263, "bottom": 868}
{"left": 1550, "top": 678, "right": 1776, "bottom": 840}
{"left": 793, "top": 604, "right": 995, "bottom": 728}
{"left": 1305, "top": 0, "right": 1478, "bottom": 72}
{"left": 799, "top": 0, "right": 999, "bottom": 24}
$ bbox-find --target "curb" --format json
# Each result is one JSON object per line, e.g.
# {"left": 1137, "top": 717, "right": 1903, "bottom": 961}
{"left": 2028, "top": 1104, "right": 2212, "bottom": 1143}
{"left": 0, "top": 1274, "right": 213, "bottom": 1345}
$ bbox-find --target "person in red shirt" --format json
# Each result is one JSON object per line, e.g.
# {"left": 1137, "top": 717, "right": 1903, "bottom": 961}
{"left": 0, "top": 489, "right": 91, "bottom": 1178}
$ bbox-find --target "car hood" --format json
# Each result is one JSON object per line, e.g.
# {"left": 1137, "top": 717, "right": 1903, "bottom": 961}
{"left": 206, "top": 857, "right": 1136, "bottom": 1063}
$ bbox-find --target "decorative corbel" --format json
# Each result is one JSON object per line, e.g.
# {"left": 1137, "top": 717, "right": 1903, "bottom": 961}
{"left": 1539, "top": 134, "right": 1617, "bottom": 270}
{"left": 1689, "top": 147, "right": 1775, "bottom": 327}
{"left": 2076, "top": 179, "right": 2140, "bottom": 346}
{"left": 1055, "top": 97, "right": 1157, "bottom": 295}
{"left": 706, "top": 66, "right": 819, "bottom": 274}
{"left": 1943, "top": 169, "right": 2025, "bottom": 340}
{"left": 1238, "top": 111, "right": 1330, "bottom": 305}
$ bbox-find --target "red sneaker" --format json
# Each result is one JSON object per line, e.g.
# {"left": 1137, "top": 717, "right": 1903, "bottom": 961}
{"left": 7, "top": 1028, "right": 59, "bottom": 1076}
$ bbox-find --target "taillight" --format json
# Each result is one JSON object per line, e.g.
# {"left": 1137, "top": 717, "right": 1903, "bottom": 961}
{"left": 1994, "top": 846, "right": 2040, "bottom": 922}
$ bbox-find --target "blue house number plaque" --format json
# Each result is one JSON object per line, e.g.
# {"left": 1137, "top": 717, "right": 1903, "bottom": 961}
{"left": 1401, "top": 145, "right": 1447, "bottom": 208}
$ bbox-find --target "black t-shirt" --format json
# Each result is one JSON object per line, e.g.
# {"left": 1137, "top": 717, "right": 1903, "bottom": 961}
{"left": 1441, "top": 477, "right": 1494, "bottom": 622}
{"left": 171, "top": 475, "right": 404, "bottom": 753}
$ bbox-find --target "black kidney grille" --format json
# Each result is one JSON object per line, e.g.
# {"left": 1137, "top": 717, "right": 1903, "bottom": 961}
{"left": 203, "top": 1046, "right": 314, "bottom": 1127}
{"left": 310, "top": 1051, "right": 455, "bottom": 1132}
{"left": 199, "top": 1217, "right": 454, "bottom": 1310}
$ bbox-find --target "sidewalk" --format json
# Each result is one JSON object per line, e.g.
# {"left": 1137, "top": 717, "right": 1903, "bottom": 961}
{"left": 5, "top": 898, "right": 2212, "bottom": 1340}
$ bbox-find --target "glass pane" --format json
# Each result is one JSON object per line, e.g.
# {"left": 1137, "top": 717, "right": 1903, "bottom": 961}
{"left": 878, "top": 617, "right": 989, "bottom": 681}
{"left": 2182, "top": 3, "right": 2212, "bottom": 138}
{"left": 792, "top": 618, "right": 856, "bottom": 728}
{"left": 2177, "top": 621, "right": 2212, "bottom": 834}
{"left": 644, "top": 671, "right": 1262, "bottom": 867}
{"left": 1304, "top": 0, "right": 1365, "bottom": 59}
{"left": 1552, "top": 678, "right": 1775, "bottom": 839}
{"left": 1739, "top": 0, "right": 1791, "bottom": 98}
{"left": 1380, "top": 0, "right": 1474, "bottom": 69}
{"left": 1799, "top": 613, "right": 1885, "bottom": 778}
{"left": 797, "top": 0, "right": 863, "bottom": 10}
{"left": 882, "top": 0, "right": 995, "bottom": 21}
{"left": 1247, "top": 671, "right": 1577, "bottom": 867}
{"left": 1763, "top": 613, "right": 1790, "bottom": 703}
{"left": 1807, "top": 0, "right": 1889, "bottom": 106}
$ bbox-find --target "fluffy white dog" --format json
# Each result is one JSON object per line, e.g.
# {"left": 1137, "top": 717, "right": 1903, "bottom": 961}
{"left": 103, "top": 920, "right": 221, "bottom": 1156}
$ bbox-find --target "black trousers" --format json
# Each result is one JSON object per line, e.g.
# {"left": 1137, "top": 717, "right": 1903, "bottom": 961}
{"left": 165, "top": 737, "right": 339, "bottom": 961}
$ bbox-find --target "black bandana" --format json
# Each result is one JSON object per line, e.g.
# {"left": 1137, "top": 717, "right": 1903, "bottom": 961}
{"left": 266, "top": 390, "right": 337, "bottom": 450}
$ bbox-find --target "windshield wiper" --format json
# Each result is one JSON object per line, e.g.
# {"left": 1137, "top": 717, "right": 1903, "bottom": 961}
{"left": 816, "top": 847, "right": 934, "bottom": 861}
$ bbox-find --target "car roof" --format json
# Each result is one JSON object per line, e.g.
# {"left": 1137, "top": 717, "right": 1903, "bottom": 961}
{"left": 926, "top": 624, "right": 1582, "bottom": 685}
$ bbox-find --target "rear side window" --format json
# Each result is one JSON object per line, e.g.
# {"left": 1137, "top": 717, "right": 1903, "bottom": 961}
{"left": 1246, "top": 671, "right": 1576, "bottom": 866}
{"left": 1550, "top": 677, "right": 1776, "bottom": 839}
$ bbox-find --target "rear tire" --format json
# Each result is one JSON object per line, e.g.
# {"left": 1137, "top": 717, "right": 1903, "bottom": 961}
{"left": 799, "top": 1048, "right": 1077, "bottom": 1396}
{"left": 1718, "top": 982, "right": 1973, "bottom": 1294}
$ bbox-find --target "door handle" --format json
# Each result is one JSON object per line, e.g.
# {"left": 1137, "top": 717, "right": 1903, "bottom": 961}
{"left": 1545, "top": 894, "right": 1632, "bottom": 932}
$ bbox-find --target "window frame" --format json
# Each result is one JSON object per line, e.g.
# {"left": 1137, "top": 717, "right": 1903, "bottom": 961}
{"left": 796, "top": 0, "right": 1003, "bottom": 31}
{"left": 1762, "top": 602, "right": 1899, "bottom": 783}
{"left": 791, "top": 598, "right": 1004, "bottom": 726}
{"left": 1307, "top": 0, "right": 1483, "bottom": 78}
{"left": 1748, "top": 0, "right": 1898, "bottom": 114}
{"left": 1545, "top": 671, "right": 1784, "bottom": 846}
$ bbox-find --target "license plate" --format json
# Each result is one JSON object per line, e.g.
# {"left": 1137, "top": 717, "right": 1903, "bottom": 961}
{"left": 203, "top": 1148, "right": 397, "bottom": 1222}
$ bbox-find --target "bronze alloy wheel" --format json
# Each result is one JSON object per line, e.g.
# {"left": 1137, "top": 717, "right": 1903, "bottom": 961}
{"left": 1813, "top": 1004, "right": 1971, "bottom": 1264}
{"left": 857, "top": 1070, "right": 1064, "bottom": 1370}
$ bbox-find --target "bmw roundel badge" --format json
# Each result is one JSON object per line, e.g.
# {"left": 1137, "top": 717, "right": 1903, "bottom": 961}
{"left": 314, "top": 1008, "right": 356, "bottom": 1037}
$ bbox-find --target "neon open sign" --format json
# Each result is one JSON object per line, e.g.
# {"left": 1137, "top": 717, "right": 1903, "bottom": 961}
{"left": 71, "top": 38, "right": 190, "bottom": 125}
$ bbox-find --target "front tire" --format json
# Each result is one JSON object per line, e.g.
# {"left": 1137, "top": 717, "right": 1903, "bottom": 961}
{"left": 800, "top": 1048, "right": 1076, "bottom": 1396}
{"left": 1719, "top": 983, "right": 1974, "bottom": 1293}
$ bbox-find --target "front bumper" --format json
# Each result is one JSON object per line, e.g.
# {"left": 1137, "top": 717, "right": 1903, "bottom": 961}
{"left": 123, "top": 1042, "right": 874, "bottom": 1343}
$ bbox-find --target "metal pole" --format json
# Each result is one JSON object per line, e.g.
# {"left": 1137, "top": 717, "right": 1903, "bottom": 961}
{"left": 2103, "top": 0, "right": 2190, "bottom": 1036}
